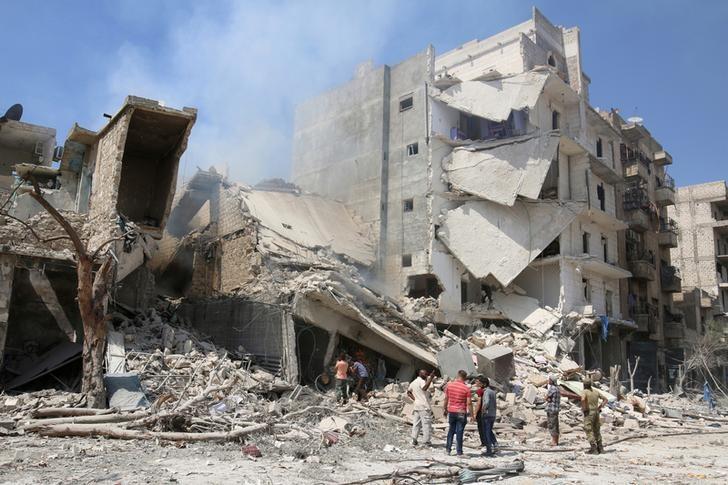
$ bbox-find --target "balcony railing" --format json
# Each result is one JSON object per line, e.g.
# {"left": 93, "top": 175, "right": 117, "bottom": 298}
{"left": 661, "top": 263, "right": 682, "bottom": 292}
{"left": 659, "top": 217, "right": 678, "bottom": 234}
{"left": 620, "top": 144, "right": 652, "bottom": 168}
{"left": 627, "top": 247, "right": 656, "bottom": 264}
{"left": 657, "top": 173, "right": 676, "bottom": 190}
{"left": 623, "top": 185, "right": 651, "bottom": 211}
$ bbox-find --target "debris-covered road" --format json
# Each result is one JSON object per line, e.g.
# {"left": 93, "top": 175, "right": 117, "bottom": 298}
{"left": 1, "top": 428, "right": 727, "bottom": 484}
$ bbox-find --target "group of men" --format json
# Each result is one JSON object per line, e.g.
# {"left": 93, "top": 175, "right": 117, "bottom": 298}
{"left": 408, "top": 369, "right": 609, "bottom": 456}
{"left": 334, "top": 353, "right": 370, "bottom": 404}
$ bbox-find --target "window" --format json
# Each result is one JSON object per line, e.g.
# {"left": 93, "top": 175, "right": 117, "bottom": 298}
{"left": 402, "top": 254, "right": 412, "bottom": 267}
{"left": 601, "top": 235, "right": 608, "bottom": 262}
{"left": 596, "top": 138, "right": 603, "bottom": 158}
{"left": 406, "top": 142, "right": 418, "bottom": 156}
{"left": 399, "top": 96, "right": 413, "bottom": 112}
{"left": 583, "top": 278, "right": 592, "bottom": 303}
{"left": 597, "top": 183, "right": 605, "bottom": 211}
{"left": 403, "top": 198, "right": 414, "bottom": 212}
{"left": 552, "top": 110, "right": 560, "bottom": 130}
{"left": 582, "top": 231, "right": 591, "bottom": 254}
{"left": 605, "top": 290, "right": 614, "bottom": 317}
{"left": 547, "top": 54, "right": 556, "bottom": 67}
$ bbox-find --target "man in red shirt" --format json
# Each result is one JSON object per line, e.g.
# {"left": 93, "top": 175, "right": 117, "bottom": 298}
{"left": 442, "top": 369, "right": 472, "bottom": 456}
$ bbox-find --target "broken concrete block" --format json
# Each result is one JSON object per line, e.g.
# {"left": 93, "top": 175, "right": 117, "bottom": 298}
{"left": 475, "top": 345, "right": 515, "bottom": 385}
{"left": 542, "top": 339, "right": 559, "bottom": 358}
{"left": 522, "top": 384, "right": 538, "bottom": 404}
{"left": 436, "top": 342, "right": 476, "bottom": 379}
{"left": 528, "top": 374, "right": 549, "bottom": 387}
{"left": 317, "top": 416, "right": 350, "bottom": 433}
{"left": 505, "top": 393, "right": 516, "bottom": 406}
{"left": 401, "top": 403, "right": 414, "bottom": 418}
{"left": 558, "top": 356, "right": 581, "bottom": 374}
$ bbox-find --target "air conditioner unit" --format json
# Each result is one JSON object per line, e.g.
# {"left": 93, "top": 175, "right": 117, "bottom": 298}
{"left": 34, "top": 141, "right": 44, "bottom": 156}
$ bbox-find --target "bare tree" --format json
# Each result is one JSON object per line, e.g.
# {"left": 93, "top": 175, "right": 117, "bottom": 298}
{"left": 679, "top": 330, "right": 728, "bottom": 400}
{"left": 3, "top": 178, "right": 121, "bottom": 407}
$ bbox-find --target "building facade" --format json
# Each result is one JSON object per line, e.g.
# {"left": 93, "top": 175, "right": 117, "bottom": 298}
{"left": 292, "top": 8, "right": 677, "bottom": 389}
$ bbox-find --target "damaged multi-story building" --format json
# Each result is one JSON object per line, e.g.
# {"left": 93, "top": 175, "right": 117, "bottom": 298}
{"left": 669, "top": 181, "right": 728, "bottom": 364}
{"left": 0, "top": 96, "right": 197, "bottom": 390}
{"left": 292, "top": 8, "right": 680, "bottom": 390}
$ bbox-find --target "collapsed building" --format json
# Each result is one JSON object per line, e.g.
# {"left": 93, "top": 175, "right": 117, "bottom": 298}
{"left": 150, "top": 170, "right": 438, "bottom": 383}
{"left": 0, "top": 96, "right": 197, "bottom": 390}
{"left": 292, "top": 8, "right": 681, "bottom": 391}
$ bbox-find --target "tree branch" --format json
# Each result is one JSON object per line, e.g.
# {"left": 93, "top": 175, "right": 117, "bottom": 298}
{"left": 91, "top": 233, "right": 131, "bottom": 260}
{"left": 26, "top": 177, "right": 87, "bottom": 257}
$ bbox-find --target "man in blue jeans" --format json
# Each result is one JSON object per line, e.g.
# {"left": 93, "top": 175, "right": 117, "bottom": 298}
{"left": 481, "top": 377, "right": 498, "bottom": 456}
{"left": 442, "top": 370, "right": 472, "bottom": 456}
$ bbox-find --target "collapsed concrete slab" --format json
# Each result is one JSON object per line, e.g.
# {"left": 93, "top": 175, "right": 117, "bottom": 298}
{"left": 444, "top": 132, "right": 560, "bottom": 206}
{"left": 240, "top": 188, "right": 375, "bottom": 267}
{"left": 438, "top": 199, "right": 585, "bottom": 286}
{"left": 475, "top": 345, "right": 515, "bottom": 385}
{"left": 436, "top": 342, "right": 476, "bottom": 378}
{"left": 435, "top": 71, "right": 550, "bottom": 122}
{"left": 491, "top": 292, "right": 561, "bottom": 336}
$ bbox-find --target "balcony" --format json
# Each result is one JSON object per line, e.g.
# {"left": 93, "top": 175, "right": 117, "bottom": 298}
{"left": 623, "top": 160, "right": 650, "bottom": 181}
{"left": 658, "top": 218, "right": 679, "bottom": 248}
{"left": 654, "top": 150, "right": 672, "bottom": 166}
{"left": 629, "top": 301, "right": 658, "bottom": 332}
{"left": 627, "top": 247, "right": 656, "bottom": 281}
{"left": 661, "top": 263, "right": 682, "bottom": 293}
{"left": 655, "top": 173, "right": 676, "bottom": 207}
{"left": 623, "top": 185, "right": 653, "bottom": 232}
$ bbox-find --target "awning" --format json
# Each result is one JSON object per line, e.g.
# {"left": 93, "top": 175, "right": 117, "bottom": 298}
{"left": 438, "top": 199, "right": 585, "bottom": 286}
{"left": 435, "top": 71, "right": 550, "bottom": 122}
{"left": 445, "top": 132, "right": 560, "bottom": 206}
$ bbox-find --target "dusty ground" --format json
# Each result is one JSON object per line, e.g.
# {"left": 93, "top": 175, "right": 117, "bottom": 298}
{"left": 1, "top": 423, "right": 726, "bottom": 484}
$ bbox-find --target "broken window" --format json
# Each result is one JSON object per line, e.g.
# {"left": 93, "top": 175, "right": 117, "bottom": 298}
{"left": 601, "top": 235, "right": 608, "bottom": 262}
{"left": 596, "top": 138, "right": 603, "bottom": 158}
{"left": 583, "top": 278, "right": 592, "bottom": 303}
{"left": 551, "top": 110, "right": 561, "bottom": 130}
{"left": 605, "top": 290, "right": 614, "bottom": 317}
{"left": 407, "top": 274, "right": 443, "bottom": 298}
{"left": 582, "top": 231, "right": 591, "bottom": 255}
{"left": 402, "top": 254, "right": 412, "bottom": 267}
{"left": 403, "top": 198, "right": 414, "bottom": 213}
{"left": 406, "top": 142, "right": 419, "bottom": 156}
{"left": 399, "top": 96, "right": 413, "bottom": 112}
{"left": 597, "top": 182, "right": 605, "bottom": 211}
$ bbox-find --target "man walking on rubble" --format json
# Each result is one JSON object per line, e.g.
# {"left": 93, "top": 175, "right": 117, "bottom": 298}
{"left": 334, "top": 353, "right": 349, "bottom": 405}
{"left": 443, "top": 370, "right": 472, "bottom": 456}
{"left": 407, "top": 369, "right": 435, "bottom": 447}
{"left": 582, "top": 380, "right": 607, "bottom": 454}
{"left": 545, "top": 375, "right": 561, "bottom": 446}
{"left": 351, "top": 358, "right": 369, "bottom": 402}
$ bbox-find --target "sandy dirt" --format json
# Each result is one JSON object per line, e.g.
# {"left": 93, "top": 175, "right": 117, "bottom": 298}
{"left": 1, "top": 424, "right": 726, "bottom": 484}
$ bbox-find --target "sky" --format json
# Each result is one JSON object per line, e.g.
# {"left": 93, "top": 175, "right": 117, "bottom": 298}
{"left": 1, "top": 0, "right": 726, "bottom": 187}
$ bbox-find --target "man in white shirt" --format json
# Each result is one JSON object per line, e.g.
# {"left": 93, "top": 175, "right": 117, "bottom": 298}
{"left": 407, "top": 369, "right": 435, "bottom": 446}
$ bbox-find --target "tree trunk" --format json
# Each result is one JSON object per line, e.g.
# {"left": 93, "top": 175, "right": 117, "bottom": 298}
{"left": 77, "top": 254, "right": 111, "bottom": 408}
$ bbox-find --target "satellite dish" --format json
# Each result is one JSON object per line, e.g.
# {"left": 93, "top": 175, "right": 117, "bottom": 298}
{"left": 627, "top": 116, "right": 644, "bottom": 125}
{"left": 0, "top": 103, "right": 23, "bottom": 122}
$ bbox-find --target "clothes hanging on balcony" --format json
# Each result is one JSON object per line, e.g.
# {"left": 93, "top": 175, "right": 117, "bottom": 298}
{"left": 600, "top": 315, "right": 609, "bottom": 342}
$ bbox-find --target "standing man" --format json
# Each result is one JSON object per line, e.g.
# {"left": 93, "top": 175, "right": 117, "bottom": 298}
{"left": 582, "top": 380, "right": 607, "bottom": 454}
{"left": 473, "top": 377, "right": 487, "bottom": 448}
{"left": 407, "top": 369, "right": 435, "bottom": 447}
{"left": 545, "top": 375, "right": 561, "bottom": 446}
{"left": 351, "top": 358, "right": 369, "bottom": 402}
{"left": 334, "top": 353, "right": 349, "bottom": 405}
{"left": 443, "top": 370, "right": 472, "bottom": 456}
{"left": 480, "top": 377, "right": 498, "bottom": 456}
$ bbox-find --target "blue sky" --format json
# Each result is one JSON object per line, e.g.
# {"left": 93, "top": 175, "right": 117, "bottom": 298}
{"left": 2, "top": 0, "right": 726, "bottom": 186}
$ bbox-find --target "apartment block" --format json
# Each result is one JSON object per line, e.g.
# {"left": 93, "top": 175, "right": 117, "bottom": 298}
{"left": 292, "top": 8, "right": 682, "bottom": 389}
{"left": 669, "top": 181, "right": 728, "bottom": 345}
